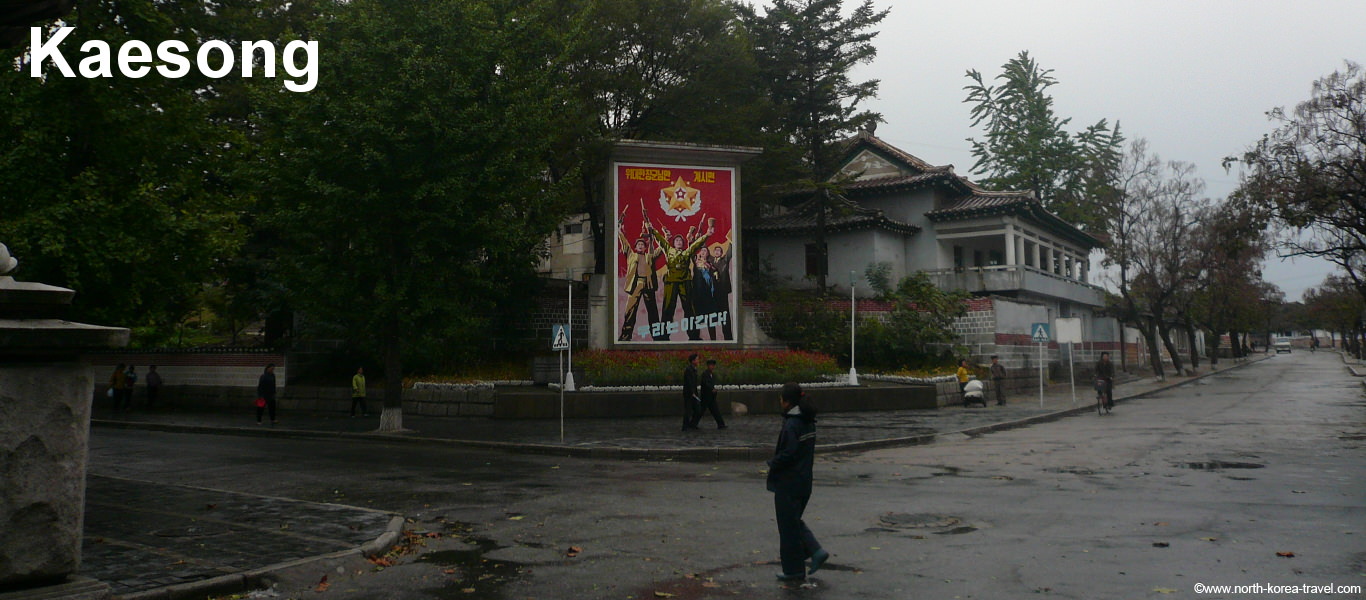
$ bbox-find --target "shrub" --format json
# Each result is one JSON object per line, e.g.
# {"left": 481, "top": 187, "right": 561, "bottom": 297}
{"left": 576, "top": 349, "right": 839, "bottom": 386}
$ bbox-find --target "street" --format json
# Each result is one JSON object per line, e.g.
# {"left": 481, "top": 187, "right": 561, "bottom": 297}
{"left": 87, "top": 350, "right": 1366, "bottom": 599}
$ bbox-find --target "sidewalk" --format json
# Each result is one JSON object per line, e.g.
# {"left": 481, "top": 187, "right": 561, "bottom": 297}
{"left": 80, "top": 356, "right": 1267, "bottom": 599}
{"left": 91, "top": 356, "right": 1270, "bottom": 460}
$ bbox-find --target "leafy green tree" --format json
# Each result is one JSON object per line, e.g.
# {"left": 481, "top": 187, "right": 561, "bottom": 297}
{"left": 1227, "top": 61, "right": 1366, "bottom": 305}
{"left": 764, "top": 289, "right": 848, "bottom": 356}
{"left": 554, "top": 0, "right": 770, "bottom": 274}
{"left": 0, "top": 1, "right": 249, "bottom": 334}
{"left": 964, "top": 51, "right": 1123, "bottom": 233}
{"left": 740, "top": 0, "right": 889, "bottom": 292}
{"left": 251, "top": 0, "right": 584, "bottom": 431}
{"left": 857, "top": 271, "right": 969, "bottom": 370}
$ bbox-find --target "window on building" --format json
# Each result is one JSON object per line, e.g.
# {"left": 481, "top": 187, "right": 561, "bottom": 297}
{"left": 953, "top": 245, "right": 964, "bottom": 269}
{"left": 564, "top": 222, "right": 584, "bottom": 235}
{"left": 805, "top": 243, "right": 827, "bottom": 278}
{"left": 989, "top": 250, "right": 1003, "bottom": 266}
{"left": 973, "top": 250, "right": 983, "bottom": 267}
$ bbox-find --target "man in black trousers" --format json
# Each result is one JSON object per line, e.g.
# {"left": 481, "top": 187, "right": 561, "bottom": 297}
{"left": 767, "top": 382, "right": 829, "bottom": 582}
{"left": 681, "top": 353, "right": 702, "bottom": 431}
{"left": 694, "top": 359, "right": 728, "bottom": 429}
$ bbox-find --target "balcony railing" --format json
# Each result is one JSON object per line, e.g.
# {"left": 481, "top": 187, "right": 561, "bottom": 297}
{"left": 923, "top": 265, "right": 1104, "bottom": 306}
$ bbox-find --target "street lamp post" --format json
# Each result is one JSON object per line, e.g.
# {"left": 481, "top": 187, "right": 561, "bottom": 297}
{"left": 849, "top": 270, "right": 859, "bottom": 386}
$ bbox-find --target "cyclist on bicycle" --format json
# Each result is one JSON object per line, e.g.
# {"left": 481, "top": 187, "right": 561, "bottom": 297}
{"left": 1094, "top": 352, "right": 1115, "bottom": 411}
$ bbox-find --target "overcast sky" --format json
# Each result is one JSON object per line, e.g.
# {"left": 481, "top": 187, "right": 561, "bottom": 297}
{"left": 847, "top": 0, "right": 1365, "bottom": 301}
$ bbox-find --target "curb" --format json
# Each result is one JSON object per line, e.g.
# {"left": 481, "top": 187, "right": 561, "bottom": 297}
{"left": 94, "top": 359, "right": 1269, "bottom": 464}
{"left": 822, "top": 357, "right": 1269, "bottom": 454}
{"left": 115, "top": 510, "right": 405, "bottom": 600}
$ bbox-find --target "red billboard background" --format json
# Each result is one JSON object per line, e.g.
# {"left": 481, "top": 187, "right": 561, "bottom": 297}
{"left": 613, "top": 163, "right": 736, "bottom": 344}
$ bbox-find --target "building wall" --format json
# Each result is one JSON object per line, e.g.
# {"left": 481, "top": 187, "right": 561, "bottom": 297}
{"left": 538, "top": 213, "right": 594, "bottom": 281}
{"left": 859, "top": 187, "right": 946, "bottom": 273}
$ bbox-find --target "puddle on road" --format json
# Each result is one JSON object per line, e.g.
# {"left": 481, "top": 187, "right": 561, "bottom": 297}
{"left": 934, "top": 526, "right": 979, "bottom": 535}
{"left": 1044, "top": 467, "right": 1095, "bottom": 476}
{"left": 416, "top": 535, "right": 525, "bottom": 600}
{"left": 1176, "top": 461, "right": 1265, "bottom": 470}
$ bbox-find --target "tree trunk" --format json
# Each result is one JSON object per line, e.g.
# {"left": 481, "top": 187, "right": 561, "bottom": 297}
{"left": 1208, "top": 329, "right": 1220, "bottom": 366}
{"left": 584, "top": 171, "right": 606, "bottom": 276}
{"left": 815, "top": 189, "right": 828, "bottom": 293}
{"left": 1184, "top": 322, "right": 1200, "bottom": 371}
{"left": 1118, "top": 322, "right": 1127, "bottom": 372}
{"left": 1144, "top": 318, "right": 1164, "bottom": 379}
{"left": 1159, "top": 324, "right": 1184, "bottom": 375}
{"left": 377, "top": 332, "right": 405, "bottom": 433}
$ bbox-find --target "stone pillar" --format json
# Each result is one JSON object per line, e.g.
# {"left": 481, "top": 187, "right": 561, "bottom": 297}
{"left": 1004, "top": 224, "right": 1016, "bottom": 266}
{"left": 1031, "top": 242, "right": 1040, "bottom": 270}
{"left": 0, "top": 244, "right": 127, "bottom": 599}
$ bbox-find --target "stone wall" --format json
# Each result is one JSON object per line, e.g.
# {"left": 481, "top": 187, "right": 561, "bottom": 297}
{"left": 117, "top": 384, "right": 499, "bottom": 418}
{"left": 85, "top": 351, "right": 285, "bottom": 389}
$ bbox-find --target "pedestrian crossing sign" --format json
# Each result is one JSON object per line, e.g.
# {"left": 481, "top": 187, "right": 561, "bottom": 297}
{"left": 551, "top": 324, "right": 570, "bottom": 351}
{"left": 1031, "top": 322, "right": 1050, "bottom": 344}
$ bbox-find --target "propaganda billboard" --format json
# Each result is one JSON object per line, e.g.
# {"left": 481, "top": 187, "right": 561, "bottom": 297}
{"left": 613, "top": 162, "right": 736, "bottom": 344}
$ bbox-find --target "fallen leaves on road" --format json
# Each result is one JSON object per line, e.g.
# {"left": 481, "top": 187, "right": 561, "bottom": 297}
{"left": 1277, "top": 551, "right": 1295, "bottom": 558}
{"left": 566, "top": 546, "right": 582, "bottom": 558}
{"left": 314, "top": 575, "right": 329, "bottom": 593}
{"left": 653, "top": 593, "right": 674, "bottom": 598}
{"left": 1153, "top": 588, "right": 1177, "bottom": 594}
{"left": 1199, "top": 537, "right": 1218, "bottom": 542}
{"left": 368, "top": 556, "right": 396, "bottom": 568}
{"left": 1152, "top": 542, "right": 1170, "bottom": 548}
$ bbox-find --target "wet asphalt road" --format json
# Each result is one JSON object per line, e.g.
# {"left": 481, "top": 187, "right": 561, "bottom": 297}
{"left": 86, "top": 351, "right": 1366, "bottom": 599}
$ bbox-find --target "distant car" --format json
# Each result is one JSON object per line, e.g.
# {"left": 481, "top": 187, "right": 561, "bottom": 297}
{"left": 1274, "top": 338, "right": 1292, "bottom": 354}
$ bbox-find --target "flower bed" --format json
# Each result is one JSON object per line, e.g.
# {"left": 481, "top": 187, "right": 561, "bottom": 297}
{"left": 576, "top": 349, "right": 839, "bottom": 387}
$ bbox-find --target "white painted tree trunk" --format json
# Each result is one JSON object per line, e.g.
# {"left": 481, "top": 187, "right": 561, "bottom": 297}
{"left": 377, "top": 405, "right": 403, "bottom": 432}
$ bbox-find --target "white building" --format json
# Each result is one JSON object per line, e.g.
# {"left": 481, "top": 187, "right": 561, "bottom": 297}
{"left": 745, "top": 131, "right": 1125, "bottom": 367}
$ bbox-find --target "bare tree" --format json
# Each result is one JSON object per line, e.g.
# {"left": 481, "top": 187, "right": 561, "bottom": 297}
{"left": 1229, "top": 61, "right": 1366, "bottom": 304}
{"left": 1186, "top": 203, "right": 1272, "bottom": 365}
{"left": 1104, "top": 139, "right": 1207, "bottom": 377}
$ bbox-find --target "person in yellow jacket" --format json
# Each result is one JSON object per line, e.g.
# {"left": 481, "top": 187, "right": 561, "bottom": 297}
{"left": 350, "top": 367, "right": 368, "bottom": 417}
{"left": 956, "top": 359, "right": 971, "bottom": 395}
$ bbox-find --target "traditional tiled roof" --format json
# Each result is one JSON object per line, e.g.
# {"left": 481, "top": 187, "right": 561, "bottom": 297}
{"left": 747, "top": 193, "right": 921, "bottom": 236}
{"left": 757, "top": 131, "right": 1101, "bottom": 248}
{"left": 927, "top": 190, "right": 1103, "bottom": 248}
{"left": 840, "top": 130, "right": 939, "bottom": 172}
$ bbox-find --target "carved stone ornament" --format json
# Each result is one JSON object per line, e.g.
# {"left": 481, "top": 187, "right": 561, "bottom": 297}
{"left": 0, "top": 243, "right": 18, "bottom": 276}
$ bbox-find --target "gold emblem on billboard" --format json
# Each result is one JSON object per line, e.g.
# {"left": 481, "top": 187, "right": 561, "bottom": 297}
{"left": 659, "top": 178, "right": 701, "bottom": 221}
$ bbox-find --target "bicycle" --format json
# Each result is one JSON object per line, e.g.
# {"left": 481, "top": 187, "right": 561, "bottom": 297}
{"left": 1094, "top": 378, "right": 1112, "bottom": 415}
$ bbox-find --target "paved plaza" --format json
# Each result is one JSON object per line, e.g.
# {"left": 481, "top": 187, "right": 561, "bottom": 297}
{"left": 75, "top": 352, "right": 1365, "bottom": 599}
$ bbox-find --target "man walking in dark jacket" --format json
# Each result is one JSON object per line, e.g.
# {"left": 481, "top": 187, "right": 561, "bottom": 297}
{"left": 681, "top": 354, "right": 701, "bottom": 431}
{"left": 695, "top": 359, "right": 727, "bottom": 429}
{"left": 256, "top": 363, "right": 278, "bottom": 425}
{"left": 767, "top": 382, "right": 829, "bottom": 582}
